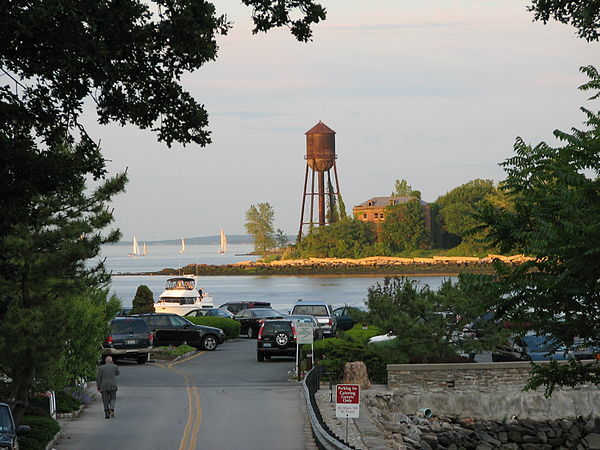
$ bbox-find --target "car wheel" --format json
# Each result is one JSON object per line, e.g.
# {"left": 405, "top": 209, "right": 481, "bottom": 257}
{"left": 257, "top": 351, "right": 265, "bottom": 362}
{"left": 265, "top": 355, "right": 271, "bottom": 360}
{"left": 247, "top": 327, "right": 255, "bottom": 339}
{"left": 137, "top": 355, "right": 147, "bottom": 364}
{"left": 202, "top": 335, "right": 218, "bottom": 351}
{"left": 274, "top": 332, "right": 289, "bottom": 348}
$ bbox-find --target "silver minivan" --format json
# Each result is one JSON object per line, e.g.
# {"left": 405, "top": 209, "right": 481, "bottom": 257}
{"left": 290, "top": 300, "right": 337, "bottom": 337}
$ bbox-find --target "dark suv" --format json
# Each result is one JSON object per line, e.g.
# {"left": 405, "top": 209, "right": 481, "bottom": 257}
{"left": 135, "top": 313, "right": 225, "bottom": 351}
{"left": 102, "top": 317, "right": 153, "bottom": 364}
{"left": 257, "top": 320, "right": 297, "bottom": 362}
{"left": 219, "top": 301, "right": 271, "bottom": 315}
{"left": 0, "top": 402, "right": 30, "bottom": 450}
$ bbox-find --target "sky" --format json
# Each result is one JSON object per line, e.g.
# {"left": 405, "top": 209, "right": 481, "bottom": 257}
{"left": 84, "top": 0, "right": 599, "bottom": 242}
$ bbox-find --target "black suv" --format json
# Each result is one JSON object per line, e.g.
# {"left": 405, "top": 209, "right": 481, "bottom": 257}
{"left": 102, "top": 317, "right": 153, "bottom": 364}
{"left": 219, "top": 301, "right": 271, "bottom": 315}
{"left": 135, "top": 313, "right": 225, "bottom": 351}
{"left": 0, "top": 402, "right": 30, "bottom": 450}
{"left": 257, "top": 320, "right": 297, "bottom": 362}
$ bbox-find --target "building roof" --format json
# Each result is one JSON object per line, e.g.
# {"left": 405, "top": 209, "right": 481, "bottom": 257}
{"left": 354, "top": 196, "right": 428, "bottom": 208}
{"left": 305, "top": 120, "right": 336, "bottom": 135}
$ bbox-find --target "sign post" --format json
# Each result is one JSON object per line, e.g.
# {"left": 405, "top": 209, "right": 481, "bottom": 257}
{"left": 336, "top": 384, "right": 360, "bottom": 443}
{"left": 295, "top": 321, "right": 314, "bottom": 379}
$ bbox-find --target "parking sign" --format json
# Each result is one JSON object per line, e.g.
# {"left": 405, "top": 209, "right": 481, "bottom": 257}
{"left": 336, "top": 384, "right": 360, "bottom": 418}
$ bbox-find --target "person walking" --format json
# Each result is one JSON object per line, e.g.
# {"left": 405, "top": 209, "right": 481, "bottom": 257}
{"left": 97, "top": 356, "right": 120, "bottom": 419}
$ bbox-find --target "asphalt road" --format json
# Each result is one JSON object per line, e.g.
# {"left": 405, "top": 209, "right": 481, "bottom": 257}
{"left": 57, "top": 339, "right": 312, "bottom": 450}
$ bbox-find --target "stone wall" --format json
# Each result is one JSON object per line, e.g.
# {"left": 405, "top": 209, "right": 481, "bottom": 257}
{"left": 387, "top": 362, "right": 600, "bottom": 420}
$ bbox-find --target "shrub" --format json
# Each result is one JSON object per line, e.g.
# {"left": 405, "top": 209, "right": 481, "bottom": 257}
{"left": 56, "top": 391, "right": 82, "bottom": 413}
{"left": 18, "top": 415, "right": 60, "bottom": 450}
{"left": 186, "top": 317, "right": 240, "bottom": 339}
{"left": 339, "top": 324, "right": 383, "bottom": 344}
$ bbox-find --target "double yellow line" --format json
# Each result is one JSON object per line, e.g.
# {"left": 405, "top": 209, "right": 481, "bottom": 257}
{"left": 154, "top": 352, "right": 205, "bottom": 450}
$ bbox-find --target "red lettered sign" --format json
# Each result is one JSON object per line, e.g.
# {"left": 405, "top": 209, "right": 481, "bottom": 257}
{"left": 335, "top": 384, "right": 360, "bottom": 418}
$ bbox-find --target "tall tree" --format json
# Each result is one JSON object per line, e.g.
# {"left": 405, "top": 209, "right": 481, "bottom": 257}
{"left": 475, "top": 66, "right": 600, "bottom": 395}
{"left": 391, "top": 179, "right": 421, "bottom": 198}
{"left": 381, "top": 199, "right": 430, "bottom": 253}
{"left": 434, "top": 179, "right": 498, "bottom": 252}
{"left": 245, "top": 203, "right": 277, "bottom": 257}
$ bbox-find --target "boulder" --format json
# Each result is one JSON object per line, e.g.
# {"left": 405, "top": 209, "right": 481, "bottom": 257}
{"left": 584, "top": 433, "right": 600, "bottom": 450}
{"left": 342, "top": 361, "right": 371, "bottom": 389}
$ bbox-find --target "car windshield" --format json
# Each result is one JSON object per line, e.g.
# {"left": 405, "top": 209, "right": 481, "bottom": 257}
{"left": 111, "top": 320, "right": 148, "bottom": 334}
{"left": 523, "top": 335, "right": 559, "bottom": 352}
{"left": 0, "top": 406, "right": 14, "bottom": 433}
{"left": 253, "top": 309, "right": 282, "bottom": 317}
{"left": 293, "top": 305, "right": 328, "bottom": 316}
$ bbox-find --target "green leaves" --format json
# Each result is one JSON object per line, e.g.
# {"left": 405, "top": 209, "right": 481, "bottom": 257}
{"left": 245, "top": 202, "right": 277, "bottom": 257}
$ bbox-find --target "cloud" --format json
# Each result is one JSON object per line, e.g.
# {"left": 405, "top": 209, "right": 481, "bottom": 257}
{"left": 323, "top": 21, "right": 467, "bottom": 31}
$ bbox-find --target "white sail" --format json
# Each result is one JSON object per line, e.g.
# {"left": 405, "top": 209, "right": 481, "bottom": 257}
{"left": 129, "top": 236, "right": 141, "bottom": 256}
{"left": 179, "top": 237, "right": 186, "bottom": 253}
{"left": 218, "top": 229, "right": 227, "bottom": 254}
{"left": 142, "top": 242, "right": 147, "bottom": 256}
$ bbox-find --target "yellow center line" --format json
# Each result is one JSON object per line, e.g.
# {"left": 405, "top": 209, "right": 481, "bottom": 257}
{"left": 153, "top": 352, "right": 206, "bottom": 450}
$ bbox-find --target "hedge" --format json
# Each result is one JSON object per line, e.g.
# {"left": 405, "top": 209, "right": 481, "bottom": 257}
{"left": 56, "top": 391, "right": 82, "bottom": 413}
{"left": 18, "top": 415, "right": 60, "bottom": 450}
{"left": 187, "top": 317, "right": 240, "bottom": 339}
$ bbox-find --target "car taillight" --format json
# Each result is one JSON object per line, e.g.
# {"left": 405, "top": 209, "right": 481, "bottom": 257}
{"left": 328, "top": 318, "right": 332, "bottom": 326}
{"left": 105, "top": 336, "right": 113, "bottom": 344}
{"left": 258, "top": 323, "right": 264, "bottom": 341}
{"left": 149, "top": 333, "right": 154, "bottom": 344}
{"left": 292, "top": 323, "right": 297, "bottom": 340}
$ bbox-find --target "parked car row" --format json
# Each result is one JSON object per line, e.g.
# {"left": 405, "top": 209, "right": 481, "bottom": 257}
{"left": 102, "top": 313, "right": 226, "bottom": 363}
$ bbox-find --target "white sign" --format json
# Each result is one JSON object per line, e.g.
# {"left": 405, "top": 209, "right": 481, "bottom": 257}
{"left": 336, "top": 384, "right": 360, "bottom": 418}
{"left": 295, "top": 321, "right": 314, "bottom": 344}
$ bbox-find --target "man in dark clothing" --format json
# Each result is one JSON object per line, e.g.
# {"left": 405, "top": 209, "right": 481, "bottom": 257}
{"left": 97, "top": 356, "right": 120, "bottom": 419}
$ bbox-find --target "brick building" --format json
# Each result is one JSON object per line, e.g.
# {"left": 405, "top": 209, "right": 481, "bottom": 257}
{"left": 353, "top": 196, "right": 432, "bottom": 241}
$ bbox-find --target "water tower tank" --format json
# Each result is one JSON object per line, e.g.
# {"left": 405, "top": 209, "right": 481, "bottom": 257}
{"left": 305, "top": 121, "right": 336, "bottom": 172}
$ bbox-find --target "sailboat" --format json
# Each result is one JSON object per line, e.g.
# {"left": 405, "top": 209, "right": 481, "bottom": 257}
{"left": 128, "top": 236, "right": 142, "bottom": 257}
{"left": 142, "top": 242, "right": 147, "bottom": 256}
{"left": 218, "top": 229, "right": 227, "bottom": 254}
{"left": 179, "top": 237, "right": 186, "bottom": 253}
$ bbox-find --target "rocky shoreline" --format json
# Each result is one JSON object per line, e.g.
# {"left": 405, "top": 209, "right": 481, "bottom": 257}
{"left": 117, "top": 254, "right": 530, "bottom": 277}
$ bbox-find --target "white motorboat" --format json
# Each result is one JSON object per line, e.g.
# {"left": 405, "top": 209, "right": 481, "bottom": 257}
{"left": 154, "top": 276, "right": 214, "bottom": 315}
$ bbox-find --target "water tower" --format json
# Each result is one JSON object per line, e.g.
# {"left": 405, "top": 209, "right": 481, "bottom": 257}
{"left": 297, "top": 121, "right": 344, "bottom": 241}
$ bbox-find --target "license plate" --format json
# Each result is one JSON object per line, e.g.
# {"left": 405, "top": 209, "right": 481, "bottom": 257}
{"left": 262, "top": 343, "right": 272, "bottom": 348}
{"left": 126, "top": 339, "right": 136, "bottom": 345}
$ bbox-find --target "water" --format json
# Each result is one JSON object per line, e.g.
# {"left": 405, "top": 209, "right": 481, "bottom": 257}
{"left": 103, "top": 244, "right": 455, "bottom": 312}
{"left": 100, "top": 243, "right": 259, "bottom": 273}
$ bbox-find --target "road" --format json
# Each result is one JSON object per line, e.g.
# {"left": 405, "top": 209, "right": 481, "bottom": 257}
{"left": 58, "top": 339, "right": 313, "bottom": 450}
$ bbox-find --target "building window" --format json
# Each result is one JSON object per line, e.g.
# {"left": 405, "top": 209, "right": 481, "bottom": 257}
{"left": 374, "top": 213, "right": 378, "bottom": 219}
{"left": 368, "top": 201, "right": 373, "bottom": 206}
{"left": 381, "top": 213, "right": 385, "bottom": 219}
{"left": 363, "top": 213, "right": 367, "bottom": 219}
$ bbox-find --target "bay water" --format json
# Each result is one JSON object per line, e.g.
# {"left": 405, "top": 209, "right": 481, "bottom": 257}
{"left": 103, "top": 243, "right": 455, "bottom": 312}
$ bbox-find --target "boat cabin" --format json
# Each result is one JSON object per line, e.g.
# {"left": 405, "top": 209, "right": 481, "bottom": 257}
{"left": 165, "top": 277, "right": 196, "bottom": 290}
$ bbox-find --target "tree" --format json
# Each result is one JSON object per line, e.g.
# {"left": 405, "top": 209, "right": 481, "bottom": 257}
{"left": 434, "top": 179, "right": 498, "bottom": 252}
{"left": 295, "top": 217, "right": 376, "bottom": 258}
{"left": 528, "top": 1, "right": 600, "bottom": 42}
{"left": 475, "top": 66, "right": 600, "bottom": 395}
{"left": 274, "top": 229, "right": 289, "bottom": 249}
{"left": 245, "top": 203, "right": 277, "bottom": 257}
{"left": 366, "top": 277, "right": 507, "bottom": 362}
{"left": 131, "top": 285, "right": 155, "bottom": 315}
{"left": 381, "top": 199, "right": 430, "bottom": 253}
{"left": 0, "top": 0, "right": 325, "bottom": 419}
{"left": 391, "top": 179, "right": 421, "bottom": 198}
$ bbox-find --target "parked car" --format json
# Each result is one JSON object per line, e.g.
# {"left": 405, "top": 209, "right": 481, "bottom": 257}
{"left": 0, "top": 402, "right": 30, "bottom": 450}
{"left": 234, "top": 308, "right": 285, "bottom": 339}
{"left": 102, "top": 317, "right": 153, "bottom": 364}
{"left": 257, "top": 320, "right": 297, "bottom": 362}
{"left": 184, "top": 308, "right": 234, "bottom": 319}
{"left": 332, "top": 306, "right": 368, "bottom": 331}
{"left": 290, "top": 300, "right": 337, "bottom": 337}
{"left": 134, "top": 313, "right": 225, "bottom": 351}
{"left": 286, "top": 314, "right": 324, "bottom": 340}
{"left": 219, "top": 301, "right": 271, "bottom": 315}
